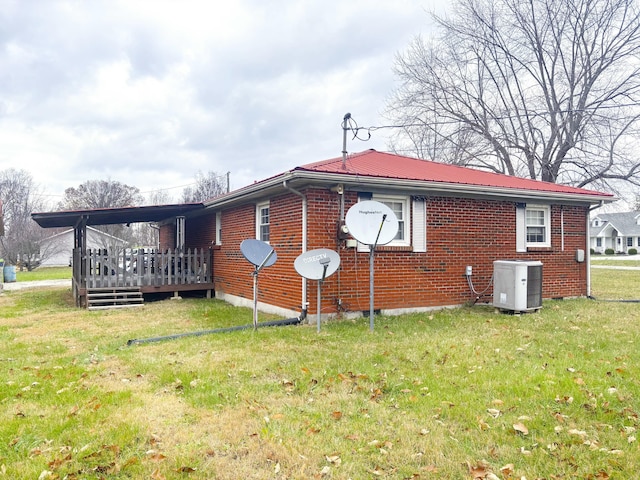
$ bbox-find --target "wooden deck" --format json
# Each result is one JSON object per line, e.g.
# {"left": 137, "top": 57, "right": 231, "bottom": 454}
{"left": 72, "top": 247, "right": 214, "bottom": 307}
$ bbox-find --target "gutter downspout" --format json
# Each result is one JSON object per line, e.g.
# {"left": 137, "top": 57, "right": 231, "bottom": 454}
{"left": 283, "top": 179, "right": 308, "bottom": 313}
{"left": 587, "top": 201, "right": 604, "bottom": 298}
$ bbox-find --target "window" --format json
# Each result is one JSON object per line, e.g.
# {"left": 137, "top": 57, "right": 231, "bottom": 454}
{"left": 256, "top": 202, "right": 270, "bottom": 242}
{"left": 596, "top": 237, "right": 602, "bottom": 247}
{"left": 355, "top": 194, "right": 424, "bottom": 251}
{"left": 627, "top": 237, "right": 633, "bottom": 247}
{"left": 526, "top": 208, "right": 547, "bottom": 244}
{"left": 375, "top": 195, "right": 410, "bottom": 247}
{"left": 215, "top": 211, "right": 222, "bottom": 245}
{"left": 637, "top": 237, "right": 640, "bottom": 247}
{"left": 516, "top": 204, "right": 551, "bottom": 251}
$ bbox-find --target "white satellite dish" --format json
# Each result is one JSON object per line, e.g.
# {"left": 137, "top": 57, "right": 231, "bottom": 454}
{"left": 294, "top": 248, "right": 341, "bottom": 333}
{"left": 240, "top": 239, "right": 277, "bottom": 268}
{"left": 345, "top": 200, "right": 398, "bottom": 246}
{"left": 294, "top": 248, "right": 341, "bottom": 281}
{"left": 344, "top": 200, "right": 399, "bottom": 332}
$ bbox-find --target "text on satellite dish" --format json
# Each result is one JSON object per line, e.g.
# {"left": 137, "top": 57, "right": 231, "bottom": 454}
{"left": 302, "top": 253, "right": 328, "bottom": 263}
{"left": 358, "top": 208, "right": 383, "bottom": 215}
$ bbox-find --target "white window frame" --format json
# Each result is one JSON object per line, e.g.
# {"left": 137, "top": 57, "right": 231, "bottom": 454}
{"left": 256, "top": 201, "right": 270, "bottom": 243}
{"left": 516, "top": 204, "right": 551, "bottom": 251}
{"left": 525, "top": 204, "right": 551, "bottom": 248}
{"left": 215, "top": 211, "right": 222, "bottom": 245}
{"left": 374, "top": 194, "right": 410, "bottom": 247}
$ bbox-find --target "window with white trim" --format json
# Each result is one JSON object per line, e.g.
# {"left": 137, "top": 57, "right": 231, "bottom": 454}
{"left": 256, "top": 202, "right": 270, "bottom": 242}
{"left": 375, "top": 195, "right": 409, "bottom": 247}
{"left": 516, "top": 204, "right": 551, "bottom": 250}
{"left": 215, "top": 211, "right": 222, "bottom": 245}
{"left": 355, "top": 194, "right": 425, "bottom": 251}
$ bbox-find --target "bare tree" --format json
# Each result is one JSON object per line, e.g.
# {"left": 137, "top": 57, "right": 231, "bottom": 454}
{"left": 59, "top": 179, "right": 143, "bottom": 210}
{"left": 146, "top": 189, "right": 174, "bottom": 206}
{"left": 0, "top": 169, "right": 53, "bottom": 270}
{"left": 59, "top": 179, "right": 144, "bottom": 245}
{"left": 180, "top": 171, "right": 228, "bottom": 203}
{"left": 387, "top": 0, "right": 640, "bottom": 192}
{"left": 129, "top": 189, "right": 176, "bottom": 248}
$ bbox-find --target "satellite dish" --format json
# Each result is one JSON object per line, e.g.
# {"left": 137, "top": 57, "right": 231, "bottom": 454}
{"left": 294, "top": 249, "right": 341, "bottom": 281}
{"left": 345, "top": 200, "right": 399, "bottom": 246}
{"left": 240, "top": 239, "right": 277, "bottom": 268}
{"left": 240, "top": 239, "right": 277, "bottom": 330}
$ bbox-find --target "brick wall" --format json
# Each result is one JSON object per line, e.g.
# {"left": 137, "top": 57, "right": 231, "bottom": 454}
{"left": 167, "top": 187, "right": 589, "bottom": 315}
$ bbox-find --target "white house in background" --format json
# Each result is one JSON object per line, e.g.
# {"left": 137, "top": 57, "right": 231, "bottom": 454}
{"left": 590, "top": 211, "right": 640, "bottom": 254}
{"left": 39, "top": 226, "right": 127, "bottom": 267}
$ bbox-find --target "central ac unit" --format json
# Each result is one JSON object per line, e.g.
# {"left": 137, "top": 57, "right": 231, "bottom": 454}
{"left": 492, "top": 260, "right": 543, "bottom": 312}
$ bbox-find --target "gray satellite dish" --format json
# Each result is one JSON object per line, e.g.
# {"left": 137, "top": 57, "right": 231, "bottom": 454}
{"left": 294, "top": 248, "right": 341, "bottom": 333}
{"left": 344, "top": 200, "right": 399, "bottom": 332}
{"left": 345, "top": 200, "right": 398, "bottom": 246}
{"left": 240, "top": 239, "right": 277, "bottom": 268}
{"left": 294, "top": 248, "right": 341, "bottom": 281}
{"left": 240, "top": 239, "right": 277, "bottom": 329}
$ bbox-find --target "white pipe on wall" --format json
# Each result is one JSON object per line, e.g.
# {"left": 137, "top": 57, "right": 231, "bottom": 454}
{"left": 283, "top": 180, "right": 308, "bottom": 310}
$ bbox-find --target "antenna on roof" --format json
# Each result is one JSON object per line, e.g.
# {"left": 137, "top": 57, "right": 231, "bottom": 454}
{"left": 341, "top": 112, "right": 351, "bottom": 170}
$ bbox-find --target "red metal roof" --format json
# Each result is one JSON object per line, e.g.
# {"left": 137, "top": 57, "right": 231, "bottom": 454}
{"left": 296, "top": 149, "right": 613, "bottom": 199}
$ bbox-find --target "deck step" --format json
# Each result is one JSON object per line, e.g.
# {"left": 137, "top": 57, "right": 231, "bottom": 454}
{"left": 87, "top": 287, "right": 143, "bottom": 310}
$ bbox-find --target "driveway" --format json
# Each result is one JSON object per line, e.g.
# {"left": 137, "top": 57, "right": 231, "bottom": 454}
{"left": 1, "top": 279, "right": 71, "bottom": 291}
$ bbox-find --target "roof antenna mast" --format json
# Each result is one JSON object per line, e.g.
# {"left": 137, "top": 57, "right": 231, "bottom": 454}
{"left": 341, "top": 112, "right": 351, "bottom": 170}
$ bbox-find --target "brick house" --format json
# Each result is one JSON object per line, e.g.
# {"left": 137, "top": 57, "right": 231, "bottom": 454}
{"left": 157, "top": 150, "right": 613, "bottom": 318}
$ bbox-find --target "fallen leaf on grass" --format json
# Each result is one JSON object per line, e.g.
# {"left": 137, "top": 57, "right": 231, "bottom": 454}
{"left": 175, "top": 466, "right": 196, "bottom": 473}
{"left": 325, "top": 454, "right": 341, "bottom": 465}
{"left": 369, "top": 465, "right": 384, "bottom": 476}
{"left": 568, "top": 428, "right": 587, "bottom": 439}
{"left": 478, "top": 418, "right": 490, "bottom": 430}
{"left": 500, "top": 464, "right": 514, "bottom": 476}
{"left": 147, "top": 451, "right": 167, "bottom": 462}
{"left": 513, "top": 422, "right": 529, "bottom": 435}
{"left": 150, "top": 469, "right": 166, "bottom": 480}
{"left": 467, "top": 461, "right": 490, "bottom": 478}
{"left": 487, "top": 408, "right": 501, "bottom": 418}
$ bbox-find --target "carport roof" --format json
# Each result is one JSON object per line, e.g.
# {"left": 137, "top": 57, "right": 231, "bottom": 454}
{"left": 32, "top": 203, "right": 204, "bottom": 229}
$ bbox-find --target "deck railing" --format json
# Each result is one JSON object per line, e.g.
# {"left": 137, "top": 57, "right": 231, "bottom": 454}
{"left": 72, "top": 248, "right": 212, "bottom": 289}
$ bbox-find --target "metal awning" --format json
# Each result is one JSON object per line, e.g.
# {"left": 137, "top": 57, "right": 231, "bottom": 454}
{"left": 32, "top": 203, "right": 204, "bottom": 228}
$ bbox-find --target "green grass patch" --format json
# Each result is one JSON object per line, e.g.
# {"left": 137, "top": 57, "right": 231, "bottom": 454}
{"left": 14, "top": 266, "right": 72, "bottom": 282}
{"left": 0, "top": 268, "right": 638, "bottom": 479}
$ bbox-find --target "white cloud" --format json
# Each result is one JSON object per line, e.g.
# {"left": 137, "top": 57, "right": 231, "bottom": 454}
{"left": 0, "top": 0, "right": 446, "bottom": 206}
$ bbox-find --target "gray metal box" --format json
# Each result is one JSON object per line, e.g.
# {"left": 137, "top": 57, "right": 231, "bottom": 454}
{"left": 493, "top": 260, "right": 543, "bottom": 312}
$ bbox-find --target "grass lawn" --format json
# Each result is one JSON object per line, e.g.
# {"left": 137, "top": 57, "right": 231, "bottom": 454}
{"left": 14, "top": 266, "right": 72, "bottom": 282}
{"left": 0, "top": 268, "right": 638, "bottom": 479}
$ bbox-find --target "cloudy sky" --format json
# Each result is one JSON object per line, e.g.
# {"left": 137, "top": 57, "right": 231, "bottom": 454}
{"left": 0, "top": 0, "right": 448, "bottom": 206}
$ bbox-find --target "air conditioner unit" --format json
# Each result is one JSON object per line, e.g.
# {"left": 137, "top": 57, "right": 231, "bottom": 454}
{"left": 492, "top": 260, "right": 543, "bottom": 312}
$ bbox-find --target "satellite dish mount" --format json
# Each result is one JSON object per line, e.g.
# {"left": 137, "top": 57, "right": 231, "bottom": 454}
{"left": 240, "top": 239, "right": 278, "bottom": 330}
{"left": 294, "top": 249, "right": 341, "bottom": 332}
{"left": 345, "top": 201, "right": 399, "bottom": 331}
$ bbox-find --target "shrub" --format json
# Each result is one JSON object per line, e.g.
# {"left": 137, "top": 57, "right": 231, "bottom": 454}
{"left": 628, "top": 248, "right": 637, "bottom": 255}
{"left": 605, "top": 248, "right": 615, "bottom": 255}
